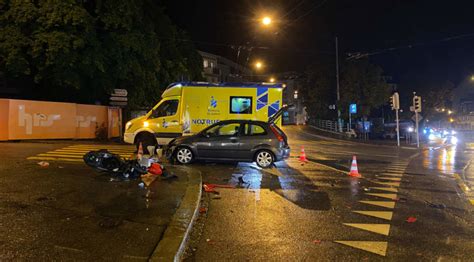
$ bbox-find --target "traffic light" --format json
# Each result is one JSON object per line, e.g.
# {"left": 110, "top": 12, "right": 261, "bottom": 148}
{"left": 390, "top": 92, "right": 400, "bottom": 110}
{"left": 413, "top": 95, "right": 422, "bottom": 112}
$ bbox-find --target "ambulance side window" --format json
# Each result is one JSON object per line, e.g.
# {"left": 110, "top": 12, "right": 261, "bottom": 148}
{"left": 230, "top": 96, "right": 252, "bottom": 114}
{"left": 150, "top": 100, "right": 179, "bottom": 119}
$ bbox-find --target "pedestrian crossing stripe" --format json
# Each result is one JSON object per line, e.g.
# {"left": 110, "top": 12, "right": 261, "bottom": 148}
{"left": 343, "top": 223, "right": 391, "bottom": 236}
{"left": 377, "top": 177, "right": 402, "bottom": 181}
{"left": 370, "top": 187, "right": 398, "bottom": 193}
{"left": 379, "top": 173, "right": 403, "bottom": 177}
{"left": 27, "top": 156, "right": 83, "bottom": 162}
{"left": 359, "top": 200, "right": 395, "bottom": 209}
{"left": 372, "top": 181, "right": 401, "bottom": 187}
{"left": 27, "top": 144, "right": 135, "bottom": 162}
{"left": 365, "top": 193, "right": 398, "bottom": 200}
{"left": 353, "top": 211, "right": 393, "bottom": 221}
{"left": 334, "top": 241, "right": 388, "bottom": 256}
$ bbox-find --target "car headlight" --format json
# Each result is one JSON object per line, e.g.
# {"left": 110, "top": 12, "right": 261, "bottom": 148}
{"left": 451, "top": 136, "right": 458, "bottom": 144}
{"left": 125, "top": 121, "right": 132, "bottom": 130}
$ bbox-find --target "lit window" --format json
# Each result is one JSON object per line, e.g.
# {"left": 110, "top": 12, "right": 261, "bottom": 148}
{"left": 230, "top": 96, "right": 252, "bottom": 114}
{"left": 203, "top": 59, "right": 209, "bottom": 68}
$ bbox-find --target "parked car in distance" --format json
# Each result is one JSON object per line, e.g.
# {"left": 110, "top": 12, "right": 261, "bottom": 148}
{"left": 166, "top": 119, "right": 290, "bottom": 168}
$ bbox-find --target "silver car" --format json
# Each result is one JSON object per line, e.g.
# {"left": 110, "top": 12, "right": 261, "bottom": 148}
{"left": 166, "top": 120, "right": 290, "bottom": 168}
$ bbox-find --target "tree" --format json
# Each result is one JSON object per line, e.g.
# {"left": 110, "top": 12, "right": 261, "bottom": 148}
{"left": 301, "top": 62, "right": 335, "bottom": 120}
{"left": 0, "top": 0, "right": 203, "bottom": 108}
{"left": 340, "top": 59, "right": 390, "bottom": 117}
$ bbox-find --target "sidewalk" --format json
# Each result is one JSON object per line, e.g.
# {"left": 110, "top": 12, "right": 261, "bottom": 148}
{"left": 0, "top": 142, "right": 201, "bottom": 260}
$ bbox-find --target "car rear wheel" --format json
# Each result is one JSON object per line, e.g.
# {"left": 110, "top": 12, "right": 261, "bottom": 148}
{"left": 175, "top": 147, "right": 194, "bottom": 164}
{"left": 255, "top": 150, "right": 274, "bottom": 168}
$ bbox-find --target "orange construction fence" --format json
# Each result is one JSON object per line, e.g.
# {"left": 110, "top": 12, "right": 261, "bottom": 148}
{"left": 0, "top": 99, "right": 122, "bottom": 141}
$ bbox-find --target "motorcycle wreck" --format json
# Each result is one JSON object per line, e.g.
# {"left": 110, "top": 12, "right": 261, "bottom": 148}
{"left": 83, "top": 149, "right": 165, "bottom": 180}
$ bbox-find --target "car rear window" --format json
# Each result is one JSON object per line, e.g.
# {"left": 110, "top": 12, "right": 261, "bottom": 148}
{"left": 244, "top": 124, "right": 266, "bottom": 136}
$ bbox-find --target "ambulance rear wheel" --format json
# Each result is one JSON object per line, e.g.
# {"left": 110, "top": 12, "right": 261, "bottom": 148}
{"left": 135, "top": 133, "right": 156, "bottom": 154}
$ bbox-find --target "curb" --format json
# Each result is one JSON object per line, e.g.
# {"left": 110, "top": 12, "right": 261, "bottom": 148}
{"left": 453, "top": 173, "right": 474, "bottom": 206}
{"left": 149, "top": 167, "right": 202, "bottom": 261}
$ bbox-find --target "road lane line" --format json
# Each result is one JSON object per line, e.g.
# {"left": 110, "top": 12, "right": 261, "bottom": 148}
{"left": 353, "top": 211, "right": 393, "bottom": 221}
{"left": 370, "top": 187, "right": 398, "bottom": 193}
{"left": 359, "top": 200, "right": 395, "bottom": 209}
{"left": 334, "top": 241, "right": 388, "bottom": 256}
{"left": 365, "top": 193, "right": 398, "bottom": 200}
{"left": 343, "top": 223, "right": 391, "bottom": 236}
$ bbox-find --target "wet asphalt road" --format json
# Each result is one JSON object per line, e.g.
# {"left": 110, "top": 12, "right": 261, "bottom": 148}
{"left": 0, "top": 142, "right": 188, "bottom": 260}
{"left": 184, "top": 126, "right": 474, "bottom": 261}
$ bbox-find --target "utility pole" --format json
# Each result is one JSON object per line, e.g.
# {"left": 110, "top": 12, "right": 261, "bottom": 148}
{"left": 335, "top": 36, "right": 342, "bottom": 132}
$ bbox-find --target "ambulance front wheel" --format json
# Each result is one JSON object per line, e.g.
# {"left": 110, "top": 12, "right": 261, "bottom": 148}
{"left": 135, "top": 133, "right": 156, "bottom": 154}
{"left": 175, "top": 147, "right": 194, "bottom": 164}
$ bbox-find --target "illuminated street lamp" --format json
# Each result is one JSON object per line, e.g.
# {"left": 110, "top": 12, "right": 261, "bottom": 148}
{"left": 254, "top": 61, "right": 263, "bottom": 70}
{"left": 448, "top": 110, "right": 453, "bottom": 115}
{"left": 262, "top": 16, "right": 272, "bottom": 26}
{"left": 471, "top": 75, "right": 474, "bottom": 81}
{"left": 269, "top": 77, "right": 275, "bottom": 83}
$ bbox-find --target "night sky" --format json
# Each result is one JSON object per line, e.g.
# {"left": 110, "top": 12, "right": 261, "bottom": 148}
{"left": 163, "top": 0, "right": 474, "bottom": 90}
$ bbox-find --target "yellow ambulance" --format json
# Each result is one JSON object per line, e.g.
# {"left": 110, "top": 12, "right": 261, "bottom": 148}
{"left": 123, "top": 82, "right": 285, "bottom": 150}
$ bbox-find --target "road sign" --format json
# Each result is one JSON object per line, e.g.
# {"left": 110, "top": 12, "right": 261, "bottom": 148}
{"left": 411, "top": 114, "right": 423, "bottom": 122}
{"left": 109, "top": 89, "right": 128, "bottom": 107}
{"left": 349, "top": 104, "right": 357, "bottom": 114}
{"left": 110, "top": 101, "right": 128, "bottom": 107}
{"left": 110, "top": 96, "right": 128, "bottom": 102}
{"left": 111, "top": 89, "right": 128, "bottom": 97}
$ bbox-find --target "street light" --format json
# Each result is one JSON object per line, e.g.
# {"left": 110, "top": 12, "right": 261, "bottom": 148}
{"left": 471, "top": 75, "right": 474, "bottom": 81}
{"left": 269, "top": 77, "right": 275, "bottom": 83}
{"left": 262, "top": 16, "right": 272, "bottom": 26}
{"left": 254, "top": 61, "right": 263, "bottom": 70}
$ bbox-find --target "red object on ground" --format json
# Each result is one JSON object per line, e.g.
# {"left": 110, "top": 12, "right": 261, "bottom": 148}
{"left": 406, "top": 216, "right": 417, "bottom": 223}
{"left": 299, "top": 146, "right": 308, "bottom": 162}
{"left": 203, "top": 183, "right": 235, "bottom": 194}
{"left": 148, "top": 163, "right": 163, "bottom": 176}
{"left": 312, "top": 240, "right": 322, "bottom": 244}
{"left": 349, "top": 155, "right": 362, "bottom": 177}
{"left": 199, "top": 207, "right": 207, "bottom": 214}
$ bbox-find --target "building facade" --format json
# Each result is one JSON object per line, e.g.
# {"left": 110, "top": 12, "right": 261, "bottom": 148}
{"left": 453, "top": 78, "right": 474, "bottom": 130}
{"left": 198, "top": 51, "right": 252, "bottom": 83}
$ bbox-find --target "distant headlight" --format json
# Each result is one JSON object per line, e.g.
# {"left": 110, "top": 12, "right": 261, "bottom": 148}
{"left": 407, "top": 127, "right": 414, "bottom": 133}
{"left": 451, "top": 136, "right": 458, "bottom": 144}
{"left": 451, "top": 130, "right": 456, "bottom": 135}
{"left": 125, "top": 121, "right": 132, "bottom": 130}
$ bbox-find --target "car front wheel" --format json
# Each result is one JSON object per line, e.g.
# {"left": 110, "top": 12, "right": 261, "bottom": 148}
{"left": 175, "top": 147, "right": 194, "bottom": 164}
{"left": 255, "top": 150, "right": 274, "bottom": 168}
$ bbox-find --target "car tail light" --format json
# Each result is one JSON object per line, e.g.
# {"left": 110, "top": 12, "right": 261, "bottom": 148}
{"left": 270, "top": 125, "right": 284, "bottom": 142}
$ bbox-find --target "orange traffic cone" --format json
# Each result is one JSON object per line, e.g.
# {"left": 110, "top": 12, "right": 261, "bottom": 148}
{"left": 299, "top": 146, "right": 308, "bottom": 162}
{"left": 349, "top": 155, "right": 362, "bottom": 177}
{"left": 137, "top": 142, "right": 144, "bottom": 160}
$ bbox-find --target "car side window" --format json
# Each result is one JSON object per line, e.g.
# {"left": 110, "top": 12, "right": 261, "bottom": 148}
{"left": 150, "top": 100, "right": 179, "bottom": 119}
{"left": 244, "top": 124, "right": 267, "bottom": 136}
{"left": 206, "top": 123, "right": 241, "bottom": 137}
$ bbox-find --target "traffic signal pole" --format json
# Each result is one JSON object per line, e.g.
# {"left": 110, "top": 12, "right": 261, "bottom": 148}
{"left": 391, "top": 92, "right": 400, "bottom": 147}
{"left": 396, "top": 107, "right": 400, "bottom": 147}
